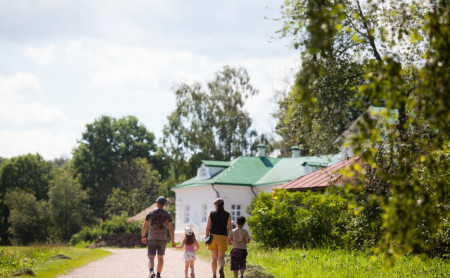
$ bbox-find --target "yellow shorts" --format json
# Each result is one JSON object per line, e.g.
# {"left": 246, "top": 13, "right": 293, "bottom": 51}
{"left": 207, "top": 234, "right": 228, "bottom": 251}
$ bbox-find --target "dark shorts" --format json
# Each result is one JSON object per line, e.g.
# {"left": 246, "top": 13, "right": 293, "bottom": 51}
{"left": 230, "top": 248, "right": 248, "bottom": 271}
{"left": 147, "top": 240, "right": 167, "bottom": 256}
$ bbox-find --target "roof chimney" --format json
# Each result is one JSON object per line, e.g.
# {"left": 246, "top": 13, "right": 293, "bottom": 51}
{"left": 291, "top": 146, "right": 301, "bottom": 158}
{"left": 256, "top": 143, "right": 266, "bottom": 157}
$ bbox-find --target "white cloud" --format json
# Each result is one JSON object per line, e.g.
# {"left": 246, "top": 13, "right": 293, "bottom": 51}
{"left": 0, "top": 129, "right": 77, "bottom": 160}
{"left": 92, "top": 45, "right": 209, "bottom": 92}
{"left": 0, "top": 72, "right": 42, "bottom": 100}
{"left": 0, "top": 73, "right": 68, "bottom": 127}
{"left": 23, "top": 45, "right": 57, "bottom": 66}
{"left": 0, "top": 100, "right": 68, "bottom": 127}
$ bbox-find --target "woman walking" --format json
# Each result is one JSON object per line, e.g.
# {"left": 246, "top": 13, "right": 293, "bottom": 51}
{"left": 205, "top": 198, "right": 232, "bottom": 278}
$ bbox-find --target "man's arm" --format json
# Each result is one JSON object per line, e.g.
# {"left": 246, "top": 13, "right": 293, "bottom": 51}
{"left": 168, "top": 222, "right": 176, "bottom": 247}
{"left": 141, "top": 220, "right": 149, "bottom": 244}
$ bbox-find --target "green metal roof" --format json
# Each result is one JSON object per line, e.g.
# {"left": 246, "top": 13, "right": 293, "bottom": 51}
{"left": 201, "top": 160, "right": 233, "bottom": 167}
{"left": 255, "top": 154, "right": 340, "bottom": 186}
{"left": 214, "top": 156, "right": 281, "bottom": 185}
{"left": 172, "top": 154, "right": 341, "bottom": 190}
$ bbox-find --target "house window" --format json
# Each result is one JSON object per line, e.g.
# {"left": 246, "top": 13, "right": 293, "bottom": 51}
{"left": 231, "top": 204, "right": 242, "bottom": 222}
{"left": 202, "top": 204, "right": 207, "bottom": 222}
{"left": 184, "top": 205, "right": 190, "bottom": 223}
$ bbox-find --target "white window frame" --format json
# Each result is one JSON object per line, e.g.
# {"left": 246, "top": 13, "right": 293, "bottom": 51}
{"left": 184, "top": 205, "right": 190, "bottom": 223}
{"left": 201, "top": 204, "right": 208, "bottom": 222}
{"left": 231, "top": 204, "right": 242, "bottom": 222}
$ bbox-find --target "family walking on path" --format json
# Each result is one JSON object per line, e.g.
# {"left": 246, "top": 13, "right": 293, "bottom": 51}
{"left": 141, "top": 196, "right": 251, "bottom": 278}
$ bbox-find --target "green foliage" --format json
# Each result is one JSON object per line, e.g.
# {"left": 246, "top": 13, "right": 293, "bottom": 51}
{"left": 275, "top": 56, "right": 371, "bottom": 155}
{"left": 277, "top": 0, "right": 449, "bottom": 258}
{"left": 72, "top": 115, "right": 162, "bottom": 218}
{"left": 105, "top": 157, "right": 164, "bottom": 217}
{"left": 69, "top": 215, "right": 141, "bottom": 245}
{"left": 0, "top": 154, "right": 53, "bottom": 243}
{"left": 4, "top": 189, "right": 52, "bottom": 244}
{"left": 48, "top": 167, "right": 94, "bottom": 241}
{"left": 249, "top": 190, "right": 355, "bottom": 249}
{"left": 162, "top": 65, "right": 258, "bottom": 182}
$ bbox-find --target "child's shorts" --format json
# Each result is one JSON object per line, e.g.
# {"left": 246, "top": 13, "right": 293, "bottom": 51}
{"left": 230, "top": 248, "right": 248, "bottom": 271}
{"left": 184, "top": 251, "right": 196, "bottom": 262}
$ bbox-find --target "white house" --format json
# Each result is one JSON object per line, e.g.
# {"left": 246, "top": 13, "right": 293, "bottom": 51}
{"left": 171, "top": 144, "right": 341, "bottom": 241}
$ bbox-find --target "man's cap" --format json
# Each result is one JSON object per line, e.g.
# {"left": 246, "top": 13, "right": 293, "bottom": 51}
{"left": 156, "top": 196, "right": 167, "bottom": 204}
{"left": 213, "top": 198, "right": 224, "bottom": 206}
{"left": 237, "top": 216, "right": 246, "bottom": 225}
{"left": 184, "top": 226, "right": 193, "bottom": 235}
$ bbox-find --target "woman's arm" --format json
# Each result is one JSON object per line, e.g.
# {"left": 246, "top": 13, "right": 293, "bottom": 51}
{"left": 227, "top": 215, "right": 232, "bottom": 234}
{"left": 205, "top": 214, "right": 211, "bottom": 236}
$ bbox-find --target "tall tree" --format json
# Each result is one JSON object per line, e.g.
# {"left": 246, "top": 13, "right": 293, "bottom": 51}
{"left": 0, "top": 154, "right": 52, "bottom": 244}
{"left": 48, "top": 166, "right": 93, "bottom": 241}
{"left": 72, "top": 115, "right": 161, "bottom": 218}
{"left": 275, "top": 56, "right": 371, "bottom": 155}
{"left": 5, "top": 188, "right": 52, "bottom": 244}
{"left": 162, "top": 66, "right": 258, "bottom": 180}
{"left": 278, "top": 0, "right": 449, "bottom": 257}
{"left": 105, "top": 157, "right": 164, "bottom": 217}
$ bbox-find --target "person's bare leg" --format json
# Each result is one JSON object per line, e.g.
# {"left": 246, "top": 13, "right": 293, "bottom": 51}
{"left": 184, "top": 261, "right": 189, "bottom": 277}
{"left": 233, "top": 270, "right": 239, "bottom": 278}
{"left": 211, "top": 250, "right": 218, "bottom": 275}
{"left": 240, "top": 268, "right": 245, "bottom": 276}
{"left": 190, "top": 260, "right": 195, "bottom": 275}
{"left": 156, "top": 255, "right": 164, "bottom": 273}
{"left": 218, "top": 250, "right": 226, "bottom": 269}
{"left": 148, "top": 255, "right": 155, "bottom": 270}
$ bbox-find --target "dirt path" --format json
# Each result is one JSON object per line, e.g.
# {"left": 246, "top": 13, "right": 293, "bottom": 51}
{"left": 58, "top": 248, "right": 213, "bottom": 278}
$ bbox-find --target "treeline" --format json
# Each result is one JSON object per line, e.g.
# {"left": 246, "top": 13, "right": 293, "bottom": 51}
{"left": 0, "top": 116, "right": 168, "bottom": 244}
{"left": 250, "top": 0, "right": 449, "bottom": 259}
{"left": 0, "top": 66, "right": 265, "bottom": 245}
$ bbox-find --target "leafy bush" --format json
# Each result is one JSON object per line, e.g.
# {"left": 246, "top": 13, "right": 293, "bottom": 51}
{"left": 249, "top": 189, "right": 353, "bottom": 248}
{"left": 70, "top": 215, "right": 141, "bottom": 245}
{"left": 248, "top": 189, "right": 384, "bottom": 249}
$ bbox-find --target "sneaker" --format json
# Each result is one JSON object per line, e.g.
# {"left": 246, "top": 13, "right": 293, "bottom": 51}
{"left": 190, "top": 273, "right": 195, "bottom": 278}
{"left": 148, "top": 271, "right": 155, "bottom": 278}
{"left": 239, "top": 275, "right": 244, "bottom": 278}
{"left": 219, "top": 268, "right": 225, "bottom": 278}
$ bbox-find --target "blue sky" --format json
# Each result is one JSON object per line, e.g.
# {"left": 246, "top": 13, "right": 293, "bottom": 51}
{"left": 0, "top": 0, "right": 299, "bottom": 160}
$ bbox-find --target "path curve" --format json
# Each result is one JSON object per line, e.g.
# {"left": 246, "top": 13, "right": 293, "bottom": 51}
{"left": 58, "top": 248, "right": 213, "bottom": 278}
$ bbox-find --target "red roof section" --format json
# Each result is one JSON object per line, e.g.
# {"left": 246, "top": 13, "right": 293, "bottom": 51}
{"left": 275, "top": 156, "right": 359, "bottom": 190}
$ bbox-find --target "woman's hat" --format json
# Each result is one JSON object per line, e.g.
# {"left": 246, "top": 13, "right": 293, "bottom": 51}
{"left": 185, "top": 226, "right": 193, "bottom": 235}
{"left": 213, "top": 198, "right": 224, "bottom": 206}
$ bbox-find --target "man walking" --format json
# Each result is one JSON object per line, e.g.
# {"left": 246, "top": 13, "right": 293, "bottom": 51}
{"left": 141, "top": 196, "right": 176, "bottom": 278}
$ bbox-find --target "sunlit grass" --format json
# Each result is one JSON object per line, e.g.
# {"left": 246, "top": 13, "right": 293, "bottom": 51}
{"left": 247, "top": 243, "right": 449, "bottom": 278}
{"left": 0, "top": 245, "right": 111, "bottom": 278}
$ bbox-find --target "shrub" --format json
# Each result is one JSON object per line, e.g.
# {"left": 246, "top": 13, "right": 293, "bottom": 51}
{"left": 248, "top": 189, "right": 355, "bottom": 249}
{"left": 70, "top": 215, "right": 141, "bottom": 245}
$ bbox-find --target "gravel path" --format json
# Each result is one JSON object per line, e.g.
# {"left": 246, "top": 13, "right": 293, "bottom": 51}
{"left": 58, "top": 248, "right": 213, "bottom": 278}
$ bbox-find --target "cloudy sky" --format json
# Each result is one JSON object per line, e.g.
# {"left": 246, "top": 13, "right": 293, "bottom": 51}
{"left": 0, "top": 0, "right": 299, "bottom": 160}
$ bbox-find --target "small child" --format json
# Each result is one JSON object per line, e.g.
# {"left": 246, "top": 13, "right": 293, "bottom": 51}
{"left": 228, "top": 216, "right": 251, "bottom": 278}
{"left": 176, "top": 226, "right": 200, "bottom": 278}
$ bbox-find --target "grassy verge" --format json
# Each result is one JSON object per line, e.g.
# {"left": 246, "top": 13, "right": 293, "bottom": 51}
{"left": 0, "top": 245, "right": 111, "bottom": 278}
{"left": 247, "top": 243, "right": 449, "bottom": 278}
{"left": 195, "top": 242, "right": 273, "bottom": 277}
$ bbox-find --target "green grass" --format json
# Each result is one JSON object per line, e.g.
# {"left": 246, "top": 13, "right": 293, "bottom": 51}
{"left": 193, "top": 242, "right": 450, "bottom": 277}
{"left": 247, "top": 243, "right": 450, "bottom": 278}
{"left": 0, "top": 245, "right": 111, "bottom": 278}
